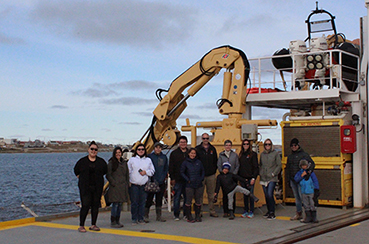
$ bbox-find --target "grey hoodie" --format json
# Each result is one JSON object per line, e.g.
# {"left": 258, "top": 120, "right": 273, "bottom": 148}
{"left": 217, "top": 150, "right": 240, "bottom": 174}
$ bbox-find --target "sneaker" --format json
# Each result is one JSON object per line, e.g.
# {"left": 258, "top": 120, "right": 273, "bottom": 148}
{"left": 131, "top": 221, "right": 138, "bottom": 226}
{"left": 138, "top": 220, "right": 146, "bottom": 225}
{"left": 174, "top": 216, "right": 180, "bottom": 221}
{"left": 263, "top": 212, "right": 269, "bottom": 218}
{"left": 267, "top": 213, "right": 276, "bottom": 220}
{"left": 247, "top": 212, "right": 254, "bottom": 219}
{"left": 241, "top": 212, "right": 248, "bottom": 218}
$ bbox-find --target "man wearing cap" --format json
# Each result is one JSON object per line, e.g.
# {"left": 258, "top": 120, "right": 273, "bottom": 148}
{"left": 145, "top": 142, "right": 168, "bottom": 222}
{"left": 286, "top": 138, "right": 315, "bottom": 221}
{"left": 195, "top": 133, "right": 218, "bottom": 217}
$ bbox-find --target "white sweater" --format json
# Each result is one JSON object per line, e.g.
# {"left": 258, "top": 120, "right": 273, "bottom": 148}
{"left": 128, "top": 155, "right": 155, "bottom": 186}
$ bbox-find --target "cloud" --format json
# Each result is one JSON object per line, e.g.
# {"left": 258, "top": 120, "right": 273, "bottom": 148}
{"left": 179, "top": 114, "right": 202, "bottom": 120}
{"left": 132, "top": 112, "right": 153, "bottom": 117}
{"left": 30, "top": 0, "right": 197, "bottom": 48}
{"left": 0, "top": 32, "right": 25, "bottom": 45}
{"left": 72, "top": 85, "right": 117, "bottom": 98}
{"left": 119, "top": 122, "right": 141, "bottom": 125}
{"left": 50, "top": 105, "right": 68, "bottom": 109}
{"left": 251, "top": 107, "right": 288, "bottom": 120}
{"left": 195, "top": 103, "right": 217, "bottom": 109}
{"left": 9, "top": 134, "right": 25, "bottom": 138}
{"left": 73, "top": 80, "right": 158, "bottom": 98}
{"left": 42, "top": 128, "right": 52, "bottom": 131}
{"left": 108, "top": 80, "right": 159, "bottom": 90}
{"left": 100, "top": 97, "right": 156, "bottom": 105}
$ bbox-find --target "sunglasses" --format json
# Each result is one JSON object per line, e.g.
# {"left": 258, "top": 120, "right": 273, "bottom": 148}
{"left": 137, "top": 148, "right": 145, "bottom": 151}
{"left": 264, "top": 143, "right": 272, "bottom": 146}
{"left": 291, "top": 144, "right": 298, "bottom": 147}
{"left": 90, "top": 148, "right": 98, "bottom": 151}
{"left": 202, "top": 137, "right": 209, "bottom": 140}
{"left": 243, "top": 143, "right": 249, "bottom": 145}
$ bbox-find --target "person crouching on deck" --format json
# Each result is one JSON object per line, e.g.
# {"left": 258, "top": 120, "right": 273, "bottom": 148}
{"left": 214, "top": 162, "right": 259, "bottom": 220}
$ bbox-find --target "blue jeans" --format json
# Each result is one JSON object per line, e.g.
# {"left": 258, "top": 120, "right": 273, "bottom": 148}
{"left": 262, "top": 181, "right": 276, "bottom": 214}
{"left": 240, "top": 180, "right": 255, "bottom": 213}
{"left": 173, "top": 182, "right": 186, "bottom": 218}
{"left": 290, "top": 180, "right": 302, "bottom": 212}
{"left": 130, "top": 184, "right": 147, "bottom": 222}
{"left": 111, "top": 202, "right": 122, "bottom": 217}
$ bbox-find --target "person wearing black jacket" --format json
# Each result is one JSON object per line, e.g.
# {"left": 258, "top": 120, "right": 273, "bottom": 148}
{"left": 214, "top": 162, "right": 258, "bottom": 220}
{"left": 238, "top": 139, "right": 259, "bottom": 218}
{"left": 180, "top": 148, "right": 205, "bottom": 222}
{"left": 195, "top": 133, "right": 218, "bottom": 217}
{"left": 286, "top": 138, "right": 315, "bottom": 221}
{"left": 74, "top": 141, "right": 107, "bottom": 233}
{"left": 169, "top": 136, "right": 189, "bottom": 220}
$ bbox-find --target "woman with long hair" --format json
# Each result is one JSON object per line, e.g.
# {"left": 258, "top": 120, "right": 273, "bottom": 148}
{"left": 106, "top": 147, "right": 129, "bottom": 227}
{"left": 259, "top": 139, "right": 281, "bottom": 220}
{"left": 238, "top": 139, "right": 259, "bottom": 218}
{"left": 180, "top": 148, "right": 205, "bottom": 223}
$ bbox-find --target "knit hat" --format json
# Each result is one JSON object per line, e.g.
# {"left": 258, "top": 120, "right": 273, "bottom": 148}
{"left": 290, "top": 138, "right": 299, "bottom": 146}
{"left": 154, "top": 142, "right": 163, "bottom": 148}
{"left": 299, "top": 159, "right": 309, "bottom": 168}
{"left": 222, "top": 162, "right": 231, "bottom": 170}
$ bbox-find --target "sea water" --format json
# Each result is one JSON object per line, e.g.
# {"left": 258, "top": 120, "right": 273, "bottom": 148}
{"left": 0, "top": 152, "right": 112, "bottom": 222}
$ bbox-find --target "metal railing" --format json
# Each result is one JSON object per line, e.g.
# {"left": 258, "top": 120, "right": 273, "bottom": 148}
{"left": 248, "top": 49, "right": 360, "bottom": 93}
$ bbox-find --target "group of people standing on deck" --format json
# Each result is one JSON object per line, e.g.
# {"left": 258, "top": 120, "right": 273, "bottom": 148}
{"left": 74, "top": 135, "right": 319, "bottom": 232}
{"left": 73, "top": 141, "right": 169, "bottom": 232}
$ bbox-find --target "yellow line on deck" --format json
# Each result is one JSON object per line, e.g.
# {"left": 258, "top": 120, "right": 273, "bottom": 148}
{"left": 0, "top": 217, "right": 35, "bottom": 230}
{"left": 32, "top": 222, "right": 237, "bottom": 244}
{"left": 350, "top": 223, "right": 361, "bottom": 227}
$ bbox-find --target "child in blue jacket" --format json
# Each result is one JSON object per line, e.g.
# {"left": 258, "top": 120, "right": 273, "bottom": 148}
{"left": 294, "top": 159, "right": 319, "bottom": 223}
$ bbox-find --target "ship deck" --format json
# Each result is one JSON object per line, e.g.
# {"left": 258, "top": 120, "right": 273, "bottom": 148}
{"left": 1, "top": 204, "right": 369, "bottom": 244}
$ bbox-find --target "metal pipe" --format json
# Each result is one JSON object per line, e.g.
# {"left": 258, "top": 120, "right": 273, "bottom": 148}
{"left": 167, "top": 94, "right": 190, "bottom": 117}
{"left": 288, "top": 113, "right": 347, "bottom": 121}
{"left": 282, "top": 112, "right": 291, "bottom": 121}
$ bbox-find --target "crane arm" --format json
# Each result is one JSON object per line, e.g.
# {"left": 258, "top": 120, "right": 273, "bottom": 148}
{"left": 133, "top": 45, "right": 250, "bottom": 152}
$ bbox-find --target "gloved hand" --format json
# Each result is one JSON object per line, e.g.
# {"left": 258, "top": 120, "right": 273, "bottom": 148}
{"left": 213, "top": 195, "right": 218, "bottom": 203}
{"left": 313, "top": 189, "right": 320, "bottom": 207}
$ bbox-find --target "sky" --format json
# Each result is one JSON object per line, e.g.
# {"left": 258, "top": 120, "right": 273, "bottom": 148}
{"left": 0, "top": 0, "right": 366, "bottom": 145}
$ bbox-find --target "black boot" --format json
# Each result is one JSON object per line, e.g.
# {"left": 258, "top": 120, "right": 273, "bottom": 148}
{"left": 229, "top": 210, "right": 235, "bottom": 220}
{"left": 144, "top": 207, "right": 150, "bottom": 223}
{"left": 111, "top": 216, "right": 118, "bottom": 227}
{"left": 185, "top": 205, "right": 195, "bottom": 223}
{"left": 311, "top": 210, "right": 319, "bottom": 223}
{"left": 156, "top": 208, "right": 166, "bottom": 222}
{"left": 302, "top": 210, "right": 312, "bottom": 223}
{"left": 115, "top": 216, "right": 124, "bottom": 228}
{"left": 249, "top": 193, "right": 259, "bottom": 202}
{"left": 194, "top": 204, "right": 202, "bottom": 222}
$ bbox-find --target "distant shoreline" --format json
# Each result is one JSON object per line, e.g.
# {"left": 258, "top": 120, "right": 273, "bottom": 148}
{"left": 0, "top": 146, "right": 113, "bottom": 154}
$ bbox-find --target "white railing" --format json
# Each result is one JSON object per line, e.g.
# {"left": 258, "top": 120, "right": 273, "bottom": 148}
{"left": 248, "top": 49, "right": 360, "bottom": 93}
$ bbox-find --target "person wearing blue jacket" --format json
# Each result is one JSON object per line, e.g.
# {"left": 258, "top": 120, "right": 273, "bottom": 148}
{"left": 294, "top": 159, "right": 319, "bottom": 223}
{"left": 180, "top": 148, "right": 205, "bottom": 223}
{"left": 144, "top": 142, "right": 169, "bottom": 222}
